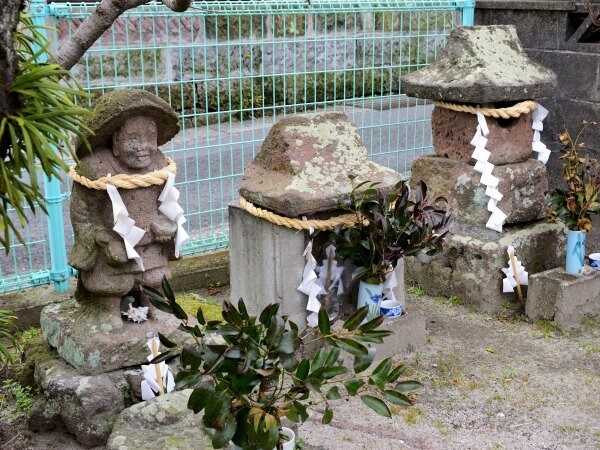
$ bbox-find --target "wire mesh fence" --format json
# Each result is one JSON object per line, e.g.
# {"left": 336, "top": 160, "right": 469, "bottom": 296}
{"left": 0, "top": 0, "right": 472, "bottom": 294}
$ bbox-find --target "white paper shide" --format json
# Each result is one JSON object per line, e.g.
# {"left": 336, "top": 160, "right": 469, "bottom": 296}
{"left": 502, "top": 246, "right": 528, "bottom": 293}
{"left": 141, "top": 337, "right": 175, "bottom": 401}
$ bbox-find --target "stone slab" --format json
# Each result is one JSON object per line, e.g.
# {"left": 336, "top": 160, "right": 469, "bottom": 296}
{"left": 40, "top": 299, "right": 186, "bottom": 375}
{"left": 405, "top": 222, "right": 566, "bottom": 313}
{"left": 410, "top": 156, "right": 548, "bottom": 226}
{"left": 526, "top": 268, "right": 600, "bottom": 329}
{"left": 229, "top": 204, "right": 308, "bottom": 326}
{"left": 239, "top": 112, "right": 402, "bottom": 216}
{"left": 401, "top": 25, "right": 557, "bottom": 103}
{"left": 431, "top": 106, "right": 534, "bottom": 165}
{"left": 107, "top": 390, "right": 213, "bottom": 450}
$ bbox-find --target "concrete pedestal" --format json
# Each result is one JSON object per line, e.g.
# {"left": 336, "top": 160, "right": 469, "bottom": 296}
{"left": 229, "top": 204, "right": 309, "bottom": 325}
{"left": 526, "top": 268, "right": 600, "bottom": 330}
{"left": 406, "top": 222, "right": 566, "bottom": 313}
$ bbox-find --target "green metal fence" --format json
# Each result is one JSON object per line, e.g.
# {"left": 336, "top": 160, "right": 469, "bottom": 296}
{"left": 0, "top": 0, "right": 474, "bottom": 294}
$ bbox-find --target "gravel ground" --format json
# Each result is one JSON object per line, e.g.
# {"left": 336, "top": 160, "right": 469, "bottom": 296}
{"left": 299, "top": 294, "right": 600, "bottom": 450}
{"left": 1, "top": 291, "right": 599, "bottom": 450}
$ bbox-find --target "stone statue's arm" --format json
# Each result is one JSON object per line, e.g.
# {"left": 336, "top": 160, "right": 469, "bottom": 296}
{"left": 69, "top": 187, "right": 128, "bottom": 268}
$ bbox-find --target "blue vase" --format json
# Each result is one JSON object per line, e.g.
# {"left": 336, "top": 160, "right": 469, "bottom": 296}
{"left": 357, "top": 280, "right": 383, "bottom": 323}
{"left": 566, "top": 230, "right": 586, "bottom": 275}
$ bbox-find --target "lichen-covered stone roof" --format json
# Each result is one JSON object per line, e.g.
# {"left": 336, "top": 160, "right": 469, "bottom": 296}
{"left": 239, "top": 112, "right": 402, "bottom": 216}
{"left": 401, "top": 25, "right": 557, "bottom": 103}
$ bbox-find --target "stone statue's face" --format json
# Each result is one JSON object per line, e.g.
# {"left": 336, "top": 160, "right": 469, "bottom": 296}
{"left": 112, "top": 116, "right": 157, "bottom": 170}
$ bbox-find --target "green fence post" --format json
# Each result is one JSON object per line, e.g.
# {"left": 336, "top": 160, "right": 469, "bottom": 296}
{"left": 31, "top": 0, "right": 70, "bottom": 292}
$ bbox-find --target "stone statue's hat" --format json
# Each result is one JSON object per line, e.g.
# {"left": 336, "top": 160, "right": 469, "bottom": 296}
{"left": 401, "top": 25, "right": 557, "bottom": 103}
{"left": 75, "top": 89, "right": 179, "bottom": 156}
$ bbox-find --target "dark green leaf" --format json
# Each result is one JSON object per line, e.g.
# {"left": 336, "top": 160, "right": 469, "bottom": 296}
{"left": 342, "top": 306, "right": 369, "bottom": 331}
{"left": 296, "top": 359, "right": 310, "bottom": 381}
{"left": 148, "top": 350, "right": 173, "bottom": 365}
{"left": 161, "top": 275, "right": 176, "bottom": 303}
{"left": 334, "top": 337, "right": 368, "bottom": 357}
{"left": 318, "top": 307, "right": 330, "bottom": 335}
{"left": 373, "top": 357, "right": 392, "bottom": 377}
{"left": 324, "top": 347, "right": 341, "bottom": 366}
{"left": 174, "top": 370, "right": 202, "bottom": 390}
{"left": 311, "top": 349, "right": 327, "bottom": 371}
{"left": 172, "top": 301, "right": 189, "bottom": 321}
{"left": 353, "top": 347, "right": 376, "bottom": 373}
{"left": 187, "top": 383, "right": 214, "bottom": 413}
{"left": 382, "top": 390, "right": 412, "bottom": 406}
{"left": 326, "top": 386, "right": 341, "bottom": 400}
{"left": 237, "top": 298, "right": 249, "bottom": 321}
{"left": 361, "top": 395, "right": 391, "bottom": 418}
{"left": 142, "top": 287, "right": 173, "bottom": 314}
{"left": 354, "top": 330, "right": 393, "bottom": 344}
{"left": 211, "top": 420, "right": 237, "bottom": 449}
{"left": 395, "top": 381, "right": 423, "bottom": 393}
{"left": 358, "top": 315, "right": 384, "bottom": 332}
{"left": 181, "top": 344, "right": 202, "bottom": 371}
{"left": 322, "top": 406, "right": 334, "bottom": 424}
{"left": 388, "top": 364, "right": 408, "bottom": 383}
{"left": 258, "top": 303, "right": 280, "bottom": 327}
{"left": 344, "top": 379, "right": 365, "bottom": 396}
{"left": 157, "top": 332, "right": 177, "bottom": 349}
{"left": 266, "top": 315, "right": 285, "bottom": 349}
{"left": 322, "top": 366, "right": 348, "bottom": 378}
{"left": 196, "top": 306, "right": 206, "bottom": 326}
{"left": 288, "top": 401, "right": 309, "bottom": 423}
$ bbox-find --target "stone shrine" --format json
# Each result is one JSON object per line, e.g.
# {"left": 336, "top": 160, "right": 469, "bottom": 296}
{"left": 401, "top": 25, "right": 566, "bottom": 312}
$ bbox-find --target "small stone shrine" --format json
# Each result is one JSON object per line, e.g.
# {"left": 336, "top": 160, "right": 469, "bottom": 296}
{"left": 230, "top": 111, "right": 427, "bottom": 354}
{"left": 401, "top": 25, "right": 566, "bottom": 312}
{"left": 32, "top": 90, "right": 189, "bottom": 446}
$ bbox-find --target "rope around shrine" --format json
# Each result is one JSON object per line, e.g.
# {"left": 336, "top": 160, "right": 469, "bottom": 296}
{"left": 433, "top": 99, "right": 537, "bottom": 119}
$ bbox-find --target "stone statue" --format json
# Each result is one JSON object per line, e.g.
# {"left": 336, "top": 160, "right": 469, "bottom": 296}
{"left": 69, "top": 89, "right": 181, "bottom": 329}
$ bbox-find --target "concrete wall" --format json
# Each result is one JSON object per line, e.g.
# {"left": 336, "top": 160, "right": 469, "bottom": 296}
{"left": 476, "top": 0, "right": 600, "bottom": 248}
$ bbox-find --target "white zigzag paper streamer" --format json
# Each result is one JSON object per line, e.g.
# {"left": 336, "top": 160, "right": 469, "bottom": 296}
{"left": 141, "top": 337, "right": 175, "bottom": 401}
{"left": 470, "top": 113, "right": 507, "bottom": 232}
{"left": 532, "top": 104, "right": 551, "bottom": 164}
{"left": 158, "top": 173, "right": 190, "bottom": 258}
{"left": 502, "top": 246, "right": 528, "bottom": 293}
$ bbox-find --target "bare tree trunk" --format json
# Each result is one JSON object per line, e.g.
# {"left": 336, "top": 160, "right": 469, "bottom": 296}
{"left": 56, "top": 0, "right": 192, "bottom": 71}
{"left": 0, "top": 0, "right": 23, "bottom": 120}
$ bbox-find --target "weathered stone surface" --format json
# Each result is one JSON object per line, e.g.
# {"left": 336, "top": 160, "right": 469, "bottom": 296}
{"left": 107, "top": 390, "right": 213, "bottom": 450}
{"left": 70, "top": 89, "right": 182, "bottom": 330}
{"left": 410, "top": 156, "right": 548, "bottom": 226}
{"left": 431, "top": 106, "right": 534, "bottom": 164}
{"left": 239, "top": 112, "right": 402, "bottom": 216}
{"left": 374, "top": 310, "right": 427, "bottom": 360}
{"left": 31, "top": 353, "right": 131, "bottom": 447}
{"left": 40, "top": 299, "right": 186, "bottom": 375}
{"left": 401, "top": 25, "right": 557, "bottom": 103}
{"left": 526, "top": 268, "right": 600, "bottom": 330}
{"left": 405, "top": 222, "right": 566, "bottom": 313}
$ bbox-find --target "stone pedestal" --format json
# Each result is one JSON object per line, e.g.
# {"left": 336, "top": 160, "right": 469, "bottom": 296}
{"left": 406, "top": 223, "right": 566, "bottom": 312}
{"left": 229, "top": 204, "right": 309, "bottom": 326}
{"left": 41, "top": 299, "right": 186, "bottom": 375}
{"left": 526, "top": 268, "right": 600, "bottom": 330}
{"left": 411, "top": 156, "right": 548, "bottom": 226}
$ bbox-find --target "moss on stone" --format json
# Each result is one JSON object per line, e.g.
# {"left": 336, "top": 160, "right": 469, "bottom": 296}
{"left": 18, "top": 335, "right": 59, "bottom": 387}
{"left": 175, "top": 292, "right": 223, "bottom": 322}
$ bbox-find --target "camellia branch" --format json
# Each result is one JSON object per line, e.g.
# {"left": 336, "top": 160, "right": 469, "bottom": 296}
{"left": 56, "top": 0, "right": 192, "bottom": 70}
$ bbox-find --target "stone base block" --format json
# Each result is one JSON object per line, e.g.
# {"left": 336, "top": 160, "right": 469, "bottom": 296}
{"left": 406, "top": 222, "right": 566, "bottom": 313}
{"left": 26, "top": 336, "right": 147, "bottom": 447}
{"left": 411, "top": 156, "right": 548, "bottom": 226}
{"left": 432, "top": 106, "right": 534, "bottom": 165}
{"left": 229, "top": 204, "right": 308, "bottom": 326}
{"left": 526, "top": 268, "right": 600, "bottom": 330}
{"left": 41, "top": 299, "right": 186, "bottom": 375}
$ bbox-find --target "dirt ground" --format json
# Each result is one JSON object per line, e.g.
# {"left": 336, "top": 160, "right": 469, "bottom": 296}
{"left": 1, "top": 290, "right": 599, "bottom": 450}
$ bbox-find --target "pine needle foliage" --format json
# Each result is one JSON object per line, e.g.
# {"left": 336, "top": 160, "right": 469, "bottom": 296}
{"left": 0, "top": 12, "right": 90, "bottom": 252}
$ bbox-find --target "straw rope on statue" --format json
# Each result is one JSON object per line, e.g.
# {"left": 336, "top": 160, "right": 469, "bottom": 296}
{"left": 69, "top": 157, "right": 177, "bottom": 190}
